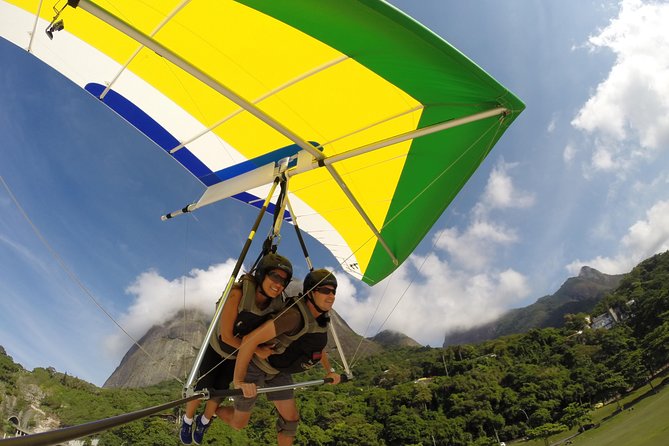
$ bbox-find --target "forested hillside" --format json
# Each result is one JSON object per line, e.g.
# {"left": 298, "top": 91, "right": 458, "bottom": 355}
{"left": 1, "top": 251, "right": 668, "bottom": 445}
{"left": 443, "top": 266, "right": 624, "bottom": 346}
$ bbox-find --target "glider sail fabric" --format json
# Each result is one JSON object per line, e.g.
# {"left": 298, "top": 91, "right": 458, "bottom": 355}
{"left": 0, "top": 0, "right": 525, "bottom": 285}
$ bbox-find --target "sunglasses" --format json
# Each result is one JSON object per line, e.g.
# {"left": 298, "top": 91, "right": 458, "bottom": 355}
{"left": 266, "top": 271, "right": 289, "bottom": 286}
{"left": 314, "top": 286, "right": 336, "bottom": 296}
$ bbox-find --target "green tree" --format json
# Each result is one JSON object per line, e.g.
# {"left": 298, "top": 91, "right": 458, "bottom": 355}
{"left": 597, "top": 372, "right": 629, "bottom": 410}
{"left": 560, "top": 402, "right": 591, "bottom": 431}
{"left": 641, "top": 313, "right": 669, "bottom": 371}
{"left": 526, "top": 423, "right": 567, "bottom": 446}
{"left": 383, "top": 407, "right": 428, "bottom": 446}
{"left": 328, "top": 415, "right": 383, "bottom": 446}
{"left": 564, "top": 313, "right": 590, "bottom": 332}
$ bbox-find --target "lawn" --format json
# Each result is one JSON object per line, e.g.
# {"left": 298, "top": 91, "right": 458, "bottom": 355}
{"left": 570, "top": 383, "right": 669, "bottom": 446}
{"left": 511, "top": 375, "right": 669, "bottom": 446}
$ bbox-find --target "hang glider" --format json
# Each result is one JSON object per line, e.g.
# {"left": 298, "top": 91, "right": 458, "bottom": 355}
{"left": 0, "top": 0, "right": 525, "bottom": 285}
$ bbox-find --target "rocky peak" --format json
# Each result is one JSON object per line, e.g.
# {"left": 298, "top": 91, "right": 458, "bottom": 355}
{"left": 369, "top": 330, "right": 422, "bottom": 348}
{"left": 579, "top": 266, "right": 604, "bottom": 280}
{"left": 103, "top": 309, "right": 210, "bottom": 388}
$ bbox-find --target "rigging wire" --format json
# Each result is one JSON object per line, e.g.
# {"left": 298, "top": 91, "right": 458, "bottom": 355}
{"left": 0, "top": 175, "right": 185, "bottom": 385}
{"left": 181, "top": 214, "right": 190, "bottom": 381}
{"left": 349, "top": 273, "right": 393, "bottom": 366}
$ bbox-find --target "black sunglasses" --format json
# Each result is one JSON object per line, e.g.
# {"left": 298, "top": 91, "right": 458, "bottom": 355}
{"left": 266, "top": 271, "right": 289, "bottom": 286}
{"left": 314, "top": 286, "right": 336, "bottom": 296}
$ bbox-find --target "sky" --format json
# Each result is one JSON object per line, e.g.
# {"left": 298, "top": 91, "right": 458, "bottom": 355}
{"left": 1, "top": 0, "right": 669, "bottom": 386}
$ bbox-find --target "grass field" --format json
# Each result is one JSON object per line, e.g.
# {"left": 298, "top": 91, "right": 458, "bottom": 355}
{"left": 511, "top": 375, "right": 669, "bottom": 446}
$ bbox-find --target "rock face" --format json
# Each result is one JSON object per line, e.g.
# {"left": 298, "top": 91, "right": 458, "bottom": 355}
{"left": 104, "top": 306, "right": 383, "bottom": 388}
{"left": 443, "top": 266, "right": 625, "bottom": 346}
{"left": 103, "top": 309, "right": 209, "bottom": 388}
{"left": 369, "top": 330, "right": 422, "bottom": 348}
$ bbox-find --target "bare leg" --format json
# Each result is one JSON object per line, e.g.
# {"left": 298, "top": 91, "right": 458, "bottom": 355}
{"left": 202, "top": 399, "right": 220, "bottom": 420}
{"left": 216, "top": 406, "right": 252, "bottom": 431}
{"left": 184, "top": 400, "right": 200, "bottom": 419}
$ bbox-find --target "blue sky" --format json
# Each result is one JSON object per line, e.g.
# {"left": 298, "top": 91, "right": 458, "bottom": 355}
{"left": 1, "top": 0, "right": 669, "bottom": 386}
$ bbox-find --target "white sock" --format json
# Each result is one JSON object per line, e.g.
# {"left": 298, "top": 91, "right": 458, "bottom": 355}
{"left": 201, "top": 415, "right": 210, "bottom": 425}
{"left": 183, "top": 415, "right": 193, "bottom": 425}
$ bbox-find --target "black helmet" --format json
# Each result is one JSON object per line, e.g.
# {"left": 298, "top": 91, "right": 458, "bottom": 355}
{"left": 254, "top": 253, "right": 293, "bottom": 286}
{"left": 303, "top": 269, "right": 337, "bottom": 294}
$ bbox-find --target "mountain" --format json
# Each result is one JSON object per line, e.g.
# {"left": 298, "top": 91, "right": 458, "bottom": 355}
{"left": 369, "top": 330, "right": 421, "bottom": 348}
{"left": 104, "top": 307, "right": 382, "bottom": 388}
{"left": 443, "top": 266, "right": 625, "bottom": 346}
{"left": 103, "top": 309, "right": 209, "bottom": 388}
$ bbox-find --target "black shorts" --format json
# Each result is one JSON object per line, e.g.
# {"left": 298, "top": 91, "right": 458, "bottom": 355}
{"left": 195, "top": 345, "right": 235, "bottom": 392}
{"left": 233, "top": 363, "right": 294, "bottom": 412}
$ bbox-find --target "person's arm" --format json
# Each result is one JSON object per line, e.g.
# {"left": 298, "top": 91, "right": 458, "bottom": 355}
{"left": 319, "top": 350, "right": 341, "bottom": 385}
{"left": 233, "top": 319, "right": 279, "bottom": 397}
{"left": 219, "top": 288, "right": 242, "bottom": 348}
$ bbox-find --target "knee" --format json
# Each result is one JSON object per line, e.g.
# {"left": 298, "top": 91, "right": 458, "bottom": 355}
{"left": 276, "top": 414, "right": 299, "bottom": 437}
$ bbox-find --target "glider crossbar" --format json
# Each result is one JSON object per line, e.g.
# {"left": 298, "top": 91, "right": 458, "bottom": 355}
{"left": 209, "top": 375, "right": 344, "bottom": 399}
{"left": 0, "top": 393, "right": 204, "bottom": 446}
{"left": 300, "top": 107, "right": 510, "bottom": 169}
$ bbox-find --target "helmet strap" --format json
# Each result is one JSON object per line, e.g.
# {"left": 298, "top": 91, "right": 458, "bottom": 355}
{"left": 306, "top": 293, "right": 327, "bottom": 315}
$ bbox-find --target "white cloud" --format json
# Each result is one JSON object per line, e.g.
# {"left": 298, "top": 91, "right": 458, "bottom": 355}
{"left": 547, "top": 116, "right": 557, "bottom": 133}
{"left": 566, "top": 199, "right": 669, "bottom": 274}
{"left": 104, "top": 260, "right": 236, "bottom": 357}
{"left": 434, "top": 221, "right": 517, "bottom": 271}
{"left": 336, "top": 255, "right": 530, "bottom": 348}
{"left": 478, "top": 161, "right": 535, "bottom": 212}
{"left": 632, "top": 172, "right": 669, "bottom": 194}
{"left": 432, "top": 160, "right": 533, "bottom": 271}
{"left": 563, "top": 144, "right": 576, "bottom": 164}
{"left": 591, "top": 145, "right": 621, "bottom": 172}
{"left": 572, "top": 0, "right": 669, "bottom": 173}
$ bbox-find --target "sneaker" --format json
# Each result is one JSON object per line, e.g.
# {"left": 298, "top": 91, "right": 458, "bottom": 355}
{"left": 179, "top": 418, "right": 193, "bottom": 445}
{"left": 193, "top": 414, "right": 211, "bottom": 445}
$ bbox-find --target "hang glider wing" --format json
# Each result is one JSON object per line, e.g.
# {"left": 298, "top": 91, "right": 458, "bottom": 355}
{"left": 0, "top": 0, "right": 525, "bottom": 285}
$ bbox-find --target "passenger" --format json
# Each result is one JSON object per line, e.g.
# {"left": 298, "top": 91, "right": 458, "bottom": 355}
{"left": 179, "top": 253, "right": 293, "bottom": 445}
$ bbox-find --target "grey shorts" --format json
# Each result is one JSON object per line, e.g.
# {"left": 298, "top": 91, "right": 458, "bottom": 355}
{"left": 233, "top": 362, "right": 294, "bottom": 412}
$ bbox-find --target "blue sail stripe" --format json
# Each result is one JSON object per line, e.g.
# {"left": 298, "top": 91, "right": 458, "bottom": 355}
{"left": 85, "top": 84, "right": 294, "bottom": 220}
